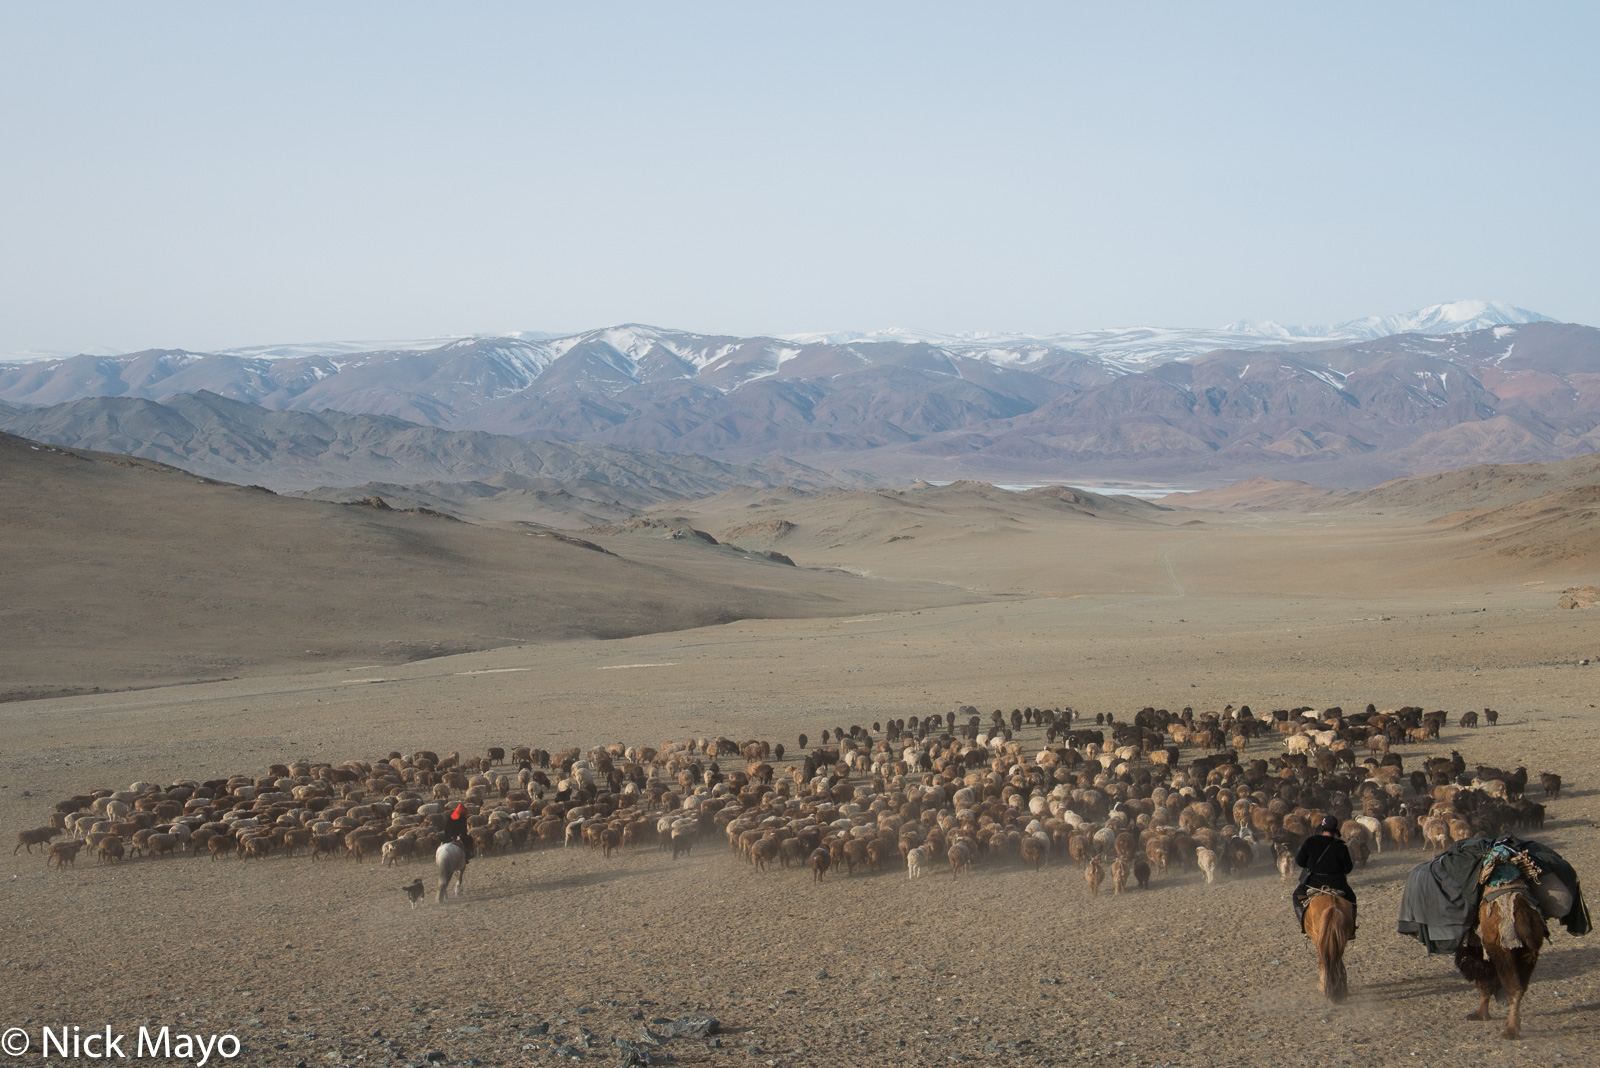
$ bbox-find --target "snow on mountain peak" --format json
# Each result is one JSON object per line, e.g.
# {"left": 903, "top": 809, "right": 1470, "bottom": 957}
{"left": 774, "top": 302, "right": 1556, "bottom": 365}
{"left": 0, "top": 302, "right": 1562, "bottom": 369}
{"left": 1335, "top": 300, "right": 1553, "bottom": 339}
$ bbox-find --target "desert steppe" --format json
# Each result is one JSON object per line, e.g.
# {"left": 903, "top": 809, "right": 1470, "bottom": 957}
{"left": 3, "top": 441, "right": 1599, "bottom": 1067}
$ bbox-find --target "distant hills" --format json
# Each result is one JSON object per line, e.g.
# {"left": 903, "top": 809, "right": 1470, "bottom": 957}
{"left": 1161, "top": 451, "right": 1600, "bottom": 567}
{"left": 0, "top": 430, "right": 967, "bottom": 698}
{"left": 0, "top": 392, "right": 874, "bottom": 525}
{"left": 2, "top": 302, "right": 1595, "bottom": 488}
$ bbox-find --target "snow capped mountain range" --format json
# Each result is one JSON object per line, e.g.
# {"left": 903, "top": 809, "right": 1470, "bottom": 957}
{"left": 1222, "top": 300, "right": 1552, "bottom": 344}
{"left": 3, "top": 300, "right": 1595, "bottom": 491}
{"left": 784, "top": 301, "right": 1555, "bottom": 365}
{"left": 0, "top": 300, "right": 1555, "bottom": 367}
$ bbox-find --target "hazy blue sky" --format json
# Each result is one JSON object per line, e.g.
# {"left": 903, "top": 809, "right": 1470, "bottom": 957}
{"left": 2, "top": 4, "right": 1596, "bottom": 353}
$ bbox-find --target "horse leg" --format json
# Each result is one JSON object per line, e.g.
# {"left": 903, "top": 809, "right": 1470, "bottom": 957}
{"left": 1467, "top": 982, "right": 1494, "bottom": 1022}
{"left": 1496, "top": 900, "right": 1545, "bottom": 1039}
{"left": 1456, "top": 937, "right": 1499, "bottom": 1020}
{"left": 1490, "top": 940, "right": 1536, "bottom": 1039}
{"left": 1502, "top": 983, "right": 1525, "bottom": 1040}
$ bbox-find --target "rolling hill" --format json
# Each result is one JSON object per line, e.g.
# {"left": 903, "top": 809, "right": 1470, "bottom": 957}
{"left": 0, "top": 432, "right": 973, "bottom": 700}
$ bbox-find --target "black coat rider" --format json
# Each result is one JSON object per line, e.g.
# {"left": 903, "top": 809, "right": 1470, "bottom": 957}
{"left": 442, "top": 802, "right": 476, "bottom": 862}
{"left": 1293, "top": 816, "right": 1356, "bottom": 936}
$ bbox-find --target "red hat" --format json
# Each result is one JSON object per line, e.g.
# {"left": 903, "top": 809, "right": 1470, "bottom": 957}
{"left": 451, "top": 804, "right": 465, "bottom": 820}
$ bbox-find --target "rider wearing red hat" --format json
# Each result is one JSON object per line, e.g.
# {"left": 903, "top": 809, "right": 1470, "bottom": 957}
{"left": 442, "top": 802, "right": 476, "bottom": 863}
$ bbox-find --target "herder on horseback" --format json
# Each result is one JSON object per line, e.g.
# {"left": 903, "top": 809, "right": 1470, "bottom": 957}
{"left": 442, "top": 802, "right": 476, "bottom": 864}
{"left": 1294, "top": 815, "right": 1357, "bottom": 939}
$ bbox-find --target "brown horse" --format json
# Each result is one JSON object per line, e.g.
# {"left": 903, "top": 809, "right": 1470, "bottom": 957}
{"left": 1305, "top": 892, "right": 1353, "bottom": 1002}
{"left": 1456, "top": 889, "right": 1547, "bottom": 1039}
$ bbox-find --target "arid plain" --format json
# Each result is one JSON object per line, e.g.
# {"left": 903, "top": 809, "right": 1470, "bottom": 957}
{"left": 3, "top": 439, "right": 1599, "bottom": 1067}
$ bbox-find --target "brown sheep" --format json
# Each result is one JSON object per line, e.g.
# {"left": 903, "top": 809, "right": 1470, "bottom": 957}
{"left": 1111, "top": 856, "right": 1129, "bottom": 895}
{"left": 750, "top": 838, "right": 778, "bottom": 872}
{"left": 843, "top": 838, "right": 870, "bottom": 875}
{"left": 1145, "top": 835, "right": 1171, "bottom": 875}
{"left": 1019, "top": 836, "right": 1045, "bottom": 871}
{"left": 1067, "top": 833, "right": 1090, "bottom": 866}
{"left": 948, "top": 840, "right": 973, "bottom": 878}
{"left": 97, "top": 836, "right": 125, "bottom": 864}
{"left": 14, "top": 827, "right": 57, "bottom": 854}
{"left": 310, "top": 833, "right": 343, "bottom": 861}
{"left": 1133, "top": 857, "right": 1151, "bottom": 890}
{"left": 281, "top": 828, "right": 312, "bottom": 856}
{"left": 1085, "top": 854, "right": 1103, "bottom": 896}
{"left": 348, "top": 833, "right": 384, "bottom": 863}
{"left": 1340, "top": 820, "right": 1371, "bottom": 859}
{"left": 1347, "top": 833, "right": 1370, "bottom": 868}
{"left": 381, "top": 838, "right": 415, "bottom": 866}
{"left": 240, "top": 836, "right": 274, "bottom": 861}
{"left": 47, "top": 840, "right": 85, "bottom": 868}
{"left": 809, "top": 846, "right": 831, "bottom": 883}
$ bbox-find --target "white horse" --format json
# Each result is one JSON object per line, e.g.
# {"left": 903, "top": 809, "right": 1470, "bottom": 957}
{"left": 435, "top": 842, "right": 466, "bottom": 903}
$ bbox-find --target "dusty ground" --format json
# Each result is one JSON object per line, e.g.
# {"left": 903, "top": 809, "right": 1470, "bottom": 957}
{"left": 3, "top": 464, "right": 1599, "bottom": 1067}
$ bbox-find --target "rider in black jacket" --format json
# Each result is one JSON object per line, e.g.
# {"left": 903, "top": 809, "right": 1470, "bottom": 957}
{"left": 442, "top": 802, "right": 476, "bottom": 863}
{"left": 1293, "top": 815, "right": 1356, "bottom": 937}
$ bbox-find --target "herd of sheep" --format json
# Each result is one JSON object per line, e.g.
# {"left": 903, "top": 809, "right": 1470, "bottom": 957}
{"left": 13, "top": 702, "right": 1562, "bottom": 900}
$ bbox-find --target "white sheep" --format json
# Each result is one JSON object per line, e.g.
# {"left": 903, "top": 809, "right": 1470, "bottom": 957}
{"left": 906, "top": 845, "right": 932, "bottom": 880}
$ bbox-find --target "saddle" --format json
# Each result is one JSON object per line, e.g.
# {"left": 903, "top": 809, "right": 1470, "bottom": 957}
{"left": 1305, "top": 885, "right": 1353, "bottom": 903}
{"left": 1300, "top": 885, "right": 1356, "bottom": 940}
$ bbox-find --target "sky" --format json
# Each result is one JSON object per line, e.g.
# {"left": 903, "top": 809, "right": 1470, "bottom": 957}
{"left": 1, "top": 3, "right": 1597, "bottom": 354}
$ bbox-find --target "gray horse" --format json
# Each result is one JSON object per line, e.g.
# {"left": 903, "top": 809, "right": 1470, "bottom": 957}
{"left": 435, "top": 842, "right": 466, "bottom": 903}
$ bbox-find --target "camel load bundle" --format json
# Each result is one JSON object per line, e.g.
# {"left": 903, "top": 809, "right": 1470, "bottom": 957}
{"left": 1397, "top": 834, "right": 1590, "bottom": 953}
{"left": 1399, "top": 835, "right": 1590, "bottom": 1039}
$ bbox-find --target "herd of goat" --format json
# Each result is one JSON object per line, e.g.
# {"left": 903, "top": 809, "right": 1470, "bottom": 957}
{"left": 13, "top": 703, "right": 1563, "bottom": 901}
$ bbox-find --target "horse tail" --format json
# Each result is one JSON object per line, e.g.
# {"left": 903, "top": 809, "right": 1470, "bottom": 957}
{"left": 1309, "top": 894, "right": 1351, "bottom": 1002}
